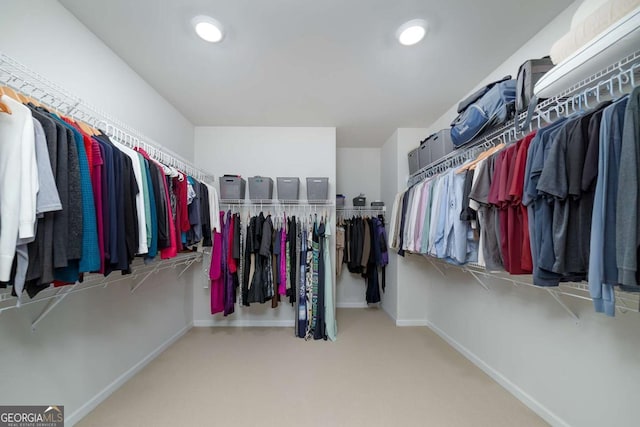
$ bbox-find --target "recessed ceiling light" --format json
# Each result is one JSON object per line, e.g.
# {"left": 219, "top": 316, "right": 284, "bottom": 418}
{"left": 396, "top": 19, "right": 428, "bottom": 46}
{"left": 192, "top": 15, "right": 224, "bottom": 43}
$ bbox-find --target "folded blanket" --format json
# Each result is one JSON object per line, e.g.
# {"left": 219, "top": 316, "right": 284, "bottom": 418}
{"left": 550, "top": 0, "right": 640, "bottom": 64}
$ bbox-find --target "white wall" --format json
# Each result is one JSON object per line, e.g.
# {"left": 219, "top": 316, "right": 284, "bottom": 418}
{"left": 392, "top": 1, "right": 640, "bottom": 426}
{"left": 0, "top": 270, "right": 195, "bottom": 424}
{"left": 380, "top": 131, "right": 398, "bottom": 319}
{"left": 0, "top": 0, "right": 194, "bottom": 160}
{"left": 425, "top": 1, "right": 581, "bottom": 135}
{"left": 380, "top": 129, "right": 432, "bottom": 322}
{"left": 394, "top": 129, "right": 433, "bottom": 325}
{"left": 0, "top": 1, "right": 199, "bottom": 425}
{"left": 336, "top": 147, "right": 381, "bottom": 307}
{"left": 193, "top": 126, "right": 336, "bottom": 326}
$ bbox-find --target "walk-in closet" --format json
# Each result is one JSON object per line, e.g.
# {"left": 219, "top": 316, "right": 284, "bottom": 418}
{"left": 1, "top": 1, "right": 639, "bottom": 426}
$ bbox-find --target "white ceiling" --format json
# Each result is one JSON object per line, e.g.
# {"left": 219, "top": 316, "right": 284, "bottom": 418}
{"left": 59, "top": 0, "right": 574, "bottom": 147}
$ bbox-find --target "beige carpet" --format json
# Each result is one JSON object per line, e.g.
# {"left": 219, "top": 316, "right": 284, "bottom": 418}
{"left": 78, "top": 308, "right": 546, "bottom": 427}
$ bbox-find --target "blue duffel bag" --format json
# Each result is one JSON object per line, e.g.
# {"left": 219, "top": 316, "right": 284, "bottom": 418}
{"left": 450, "top": 79, "right": 516, "bottom": 148}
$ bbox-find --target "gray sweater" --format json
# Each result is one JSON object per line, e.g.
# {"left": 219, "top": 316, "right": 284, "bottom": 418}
{"left": 616, "top": 86, "right": 640, "bottom": 289}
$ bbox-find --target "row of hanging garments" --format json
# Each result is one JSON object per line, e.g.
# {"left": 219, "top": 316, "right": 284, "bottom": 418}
{"left": 0, "top": 87, "right": 219, "bottom": 304}
{"left": 336, "top": 214, "right": 388, "bottom": 304}
{"left": 389, "top": 86, "right": 640, "bottom": 317}
{"left": 209, "top": 210, "right": 336, "bottom": 341}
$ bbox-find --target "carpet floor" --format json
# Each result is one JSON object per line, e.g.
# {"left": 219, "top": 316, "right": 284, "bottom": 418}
{"left": 77, "top": 308, "right": 546, "bottom": 427}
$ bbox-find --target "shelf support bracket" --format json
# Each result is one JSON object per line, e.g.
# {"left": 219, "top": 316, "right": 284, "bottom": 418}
{"left": 31, "top": 284, "right": 78, "bottom": 332}
{"left": 467, "top": 270, "right": 490, "bottom": 291}
{"left": 130, "top": 267, "right": 158, "bottom": 294}
{"left": 546, "top": 289, "right": 579, "bottom": 322}
{"left": 177, "top": 257, "right": 199, "bottom": 279}
{"left": 427, "top": 258, "right": 446, "bottom": 277}
{"left": 615, "top": 294, "right": 631, "bottom": 314}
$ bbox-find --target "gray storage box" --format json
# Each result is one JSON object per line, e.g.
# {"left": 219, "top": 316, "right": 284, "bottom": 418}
{"left": 336, "top": 194, "right": 345, "bottom": 207}
{"left": 371, "top": 201, "right": 385, "bottom": 209}
{"left": 219, "top": 176, "right": 246, "bottom": 200}
{"left": 249, "top": 176, "right": 274, "bottom": 201}
{"left": 277, "top": 177, "right": 300, "bottom": 202}
{"left": 353, "top": 196, "right": 366, "bottom": 207}
{"left": 420, "top": 129, "right": 453, "bottom": 168}
{"left": 408, "top": 147, "right": 420, "bottom": 175}
{"left": 418, "top": 143, "right": 431, "bottom": 170}
{"left": 306, "top": 177, "right": 329, "bottom": 201}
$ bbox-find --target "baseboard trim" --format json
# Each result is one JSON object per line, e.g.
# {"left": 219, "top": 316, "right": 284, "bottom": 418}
{"left": 67, "top": 322, "right": 193, "bottom": 426}
{"left": 193, "top": 319, "right": 295, "bottom": 327}
{"left": 396, "top": 319, "right": 428, "bottom": 327}
{"left": 425, "top": 320, "right": 569, "bottom": 427}
{"left": 337, "top": 302, "right": 368, "bottom": 308}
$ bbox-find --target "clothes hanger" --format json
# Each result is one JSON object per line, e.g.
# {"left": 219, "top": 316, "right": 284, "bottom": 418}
{"left": 0, "top": 85, "right": 21, "bottom": 103}
{"left": 78, "top": 114, "right": 99, "bottom": 136}
{"left": 0, "top": 87, "right": 12, "bottom": 115}
{"left": 73, "top": 114, "right": 97, "bottom": 136}
{"left": 16, "top": 90, "right": 29, "bottom": 104}
{"left": 456, "top": 142, "right": 504, "bottom": 173}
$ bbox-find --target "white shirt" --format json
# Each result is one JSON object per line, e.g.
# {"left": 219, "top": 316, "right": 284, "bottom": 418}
{"left": 205, "top": 183, "right": 220, "bottom": 233}
{"left": 0, "top": 96, "right": 38, "bottom": 281}
{"left": 112, "top": 141, "right": 148, "bottom": 255}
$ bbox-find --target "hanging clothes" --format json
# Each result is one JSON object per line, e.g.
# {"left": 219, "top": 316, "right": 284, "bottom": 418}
{"left": 390, "top": 86, "right": 640, "bottom": 317}
{"left": 339, "top": 213, "right": 388, "bottom": 304}
{"left": 0, "top": 97, "right": 215, "bottom": 302}
{"left": 324, "top": 218, "right": 337, "bottom": 341}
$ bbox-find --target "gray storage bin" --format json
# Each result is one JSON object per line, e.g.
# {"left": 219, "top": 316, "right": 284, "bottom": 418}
{"left": 277, "top": 177, "right": 300, "bottom": 202}
{"left": 306, "top": 177, "right": 329, "bottom": 201}
{"left": 408, "top": 147, "right": 420, "bottom": 174}
{"left": 249, "top": 176, "right": 274, "bottom": 201}
{"left": 418, "top": 129, "right": 453, "bottom": 169}
{"left": 418, "top": 143, "right": 431, "bottom": 170}
{"left": 336, "top": 194, "right": 345, "bottom": 207}
{"left": 371, "top": 201, "right": 385, "bottom": 209}
{"left": 427, "top": 129, "right": 454, "bottom": 163}
{"left": 353, "top": 195, "right": 366, "bottom": 207}
{"left": 219, "top": 176, "right": 246, "bottom": 200}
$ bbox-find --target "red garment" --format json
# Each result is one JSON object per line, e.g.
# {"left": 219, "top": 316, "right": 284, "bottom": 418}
{"left": 496, "top": 148, "right": 514, "bottom": 273}
{"left": 177, "top": 175, "right": 190, "bottom": 233}
{"left": 509, "top": 132, "right": 536, "bottom": 273}
{"left": 171, "top": 176, "right": 184, "bottom": 253}
{"left": 495, "top": 136, "right": 537, "bottom": 275}
{"left": 159, "top": 164, "right": 177, "bottom": 259}
{"left": 228, "top": 214, "right": 237, "bottom": 274}
{"left": 91, "top": 138, "right": 105, "bottom": 273}
{"left": 210, "top": 228, "right": 224, "bottom": 314}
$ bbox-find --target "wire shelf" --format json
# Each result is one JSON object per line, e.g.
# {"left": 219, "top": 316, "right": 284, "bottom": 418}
{"left": 0, "top": 52, "right": 211, "bottom": 181}
{"left": 421, "top": 255, "right": 640, "bottom": 319}
{"left": 407, "top": 49, "right": 640, "bottom": 187}
{"left": 0, "top": 252, "right": 203, "bottom": 327}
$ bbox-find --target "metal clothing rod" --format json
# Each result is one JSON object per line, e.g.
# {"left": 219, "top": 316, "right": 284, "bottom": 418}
{"left": 0, "top": 52, "right": 212, "bottom": 182}
{"left": 219, "top": 200, "right": 335, "bottom": 206}
{"left": 337, "top": 207, "right": 386, "bottom": 219}
{"left": 408, "top": 49, "right": 640, "bottom": 187}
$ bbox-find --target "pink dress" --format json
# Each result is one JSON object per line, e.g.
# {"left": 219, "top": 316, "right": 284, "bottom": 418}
{"left": 210, "top": 212, "right": 224, "bottom": 314}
